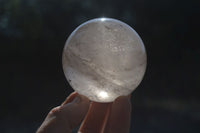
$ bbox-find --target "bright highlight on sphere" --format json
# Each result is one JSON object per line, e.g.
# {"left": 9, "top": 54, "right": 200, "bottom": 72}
{"left": 99, "top": 91, "right": 109, "bottom": 99}
{"left": 62, "top": 18, "right": 147, "bottom": 102}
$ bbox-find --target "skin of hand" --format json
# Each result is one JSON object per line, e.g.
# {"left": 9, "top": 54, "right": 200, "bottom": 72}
{"left": 36, "top": 92, "right": 132, "bottom": 133}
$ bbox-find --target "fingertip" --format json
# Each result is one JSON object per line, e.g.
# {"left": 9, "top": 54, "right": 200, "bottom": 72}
{"left": 114, "top": 95, "right": 131, "bottom": 109}
{"left": 128, "top": 94, "right": 132, "bottom": 99}
{"left": 115, "top": 95, "right": 129, "bottom": 101}
{"left": 49, "top": 94, "right": 90, "bottom": 132}
{"left": 37, "top": 92, "right": 90, "bottom": 133}
{"left": 61, "top": 92, "right": 78, "bottom": 106}
{"left": 73, "top": 93, "right": 90, "bottom": 104}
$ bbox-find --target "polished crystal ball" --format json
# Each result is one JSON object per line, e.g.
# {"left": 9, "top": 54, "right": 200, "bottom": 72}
{"left": 62, "top": 18, "right": 147, "bottom": 102}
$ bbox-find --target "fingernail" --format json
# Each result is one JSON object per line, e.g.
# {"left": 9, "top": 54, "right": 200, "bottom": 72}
{"left": 114, "top": 96, "right": 131, "bottom": 104}
{"left": 61, "top": 92, "right": 78, "bottom": 106}
{"left": 73, "top": 95, "right": 81, "bottom": 104}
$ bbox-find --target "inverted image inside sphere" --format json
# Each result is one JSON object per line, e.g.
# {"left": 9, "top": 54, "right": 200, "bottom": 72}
{"left": 62, "top": 18, "right": 147, "bottom": 102}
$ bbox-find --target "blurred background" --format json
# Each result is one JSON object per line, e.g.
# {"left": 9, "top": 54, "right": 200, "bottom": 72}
{"left": 0, "top": 0, "right": 200, "bottom": 132}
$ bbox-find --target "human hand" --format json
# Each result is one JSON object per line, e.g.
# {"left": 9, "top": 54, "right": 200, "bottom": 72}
{"left": 36, "top": 92, "right": 131, "bottom": 133}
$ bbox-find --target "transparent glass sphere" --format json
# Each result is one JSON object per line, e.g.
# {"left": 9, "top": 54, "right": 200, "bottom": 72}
{"left": 62, "top": 18, "right": 147, "bottom": 102}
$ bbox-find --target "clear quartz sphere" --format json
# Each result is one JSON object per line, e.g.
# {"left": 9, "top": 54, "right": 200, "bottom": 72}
{"left": 62, "top": 18, "right": 147, "bottom": 102}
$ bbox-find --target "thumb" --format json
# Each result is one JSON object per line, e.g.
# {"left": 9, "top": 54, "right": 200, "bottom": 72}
{"left": 37, "top": 92, "right": 90, "bottom": 133}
